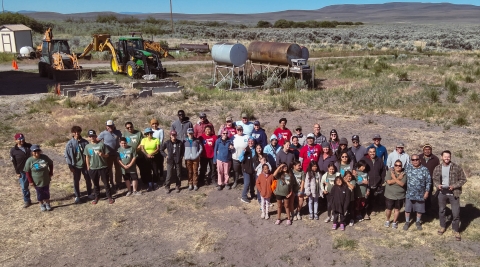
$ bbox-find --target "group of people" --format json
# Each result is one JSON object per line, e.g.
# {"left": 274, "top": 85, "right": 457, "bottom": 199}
{"left": 10, "top": 110, "right": 467, "bottom": 241}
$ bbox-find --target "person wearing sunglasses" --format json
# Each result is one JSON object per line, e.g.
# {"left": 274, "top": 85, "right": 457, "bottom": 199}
{"left": 329, "top": 129, "right": 340, "bottom": 154}
{"left": 367, "top": 134, "right": 388, "bottom": 167}
{"left": 139, "top": 128, "right": 161, "bottom": 191}
{"left": 149, "top": 119, "right": 165, "bottom": 183}
{"left": 350, "top": 135, "right": 367, "bottom": 163}
{"left": 360, "top": 147, "right": 386, "bottom": 218}
{"left": 292, "top": 126, "right": 306, "bottom": 146}
{"left": 335, "top": 138, "right": 356, "bottom": 166}
{"left": 231, "top": 125, "right": 249, "bottom": 189}
{"left": 386, "top": 142, "right": 410, "bottom": 170}
{"left": 403, "top": 155, "right": 431, "bottom": 231}
{"left": 384, "top": 160, "right": 406, "bottom": 229}
{"left": 213, "top": 130, "right": 234, "bottom": 190}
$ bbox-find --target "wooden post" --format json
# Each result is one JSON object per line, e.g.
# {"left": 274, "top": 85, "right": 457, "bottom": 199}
{"left": 170, "top": 0, "right": 174, "bottom": 33}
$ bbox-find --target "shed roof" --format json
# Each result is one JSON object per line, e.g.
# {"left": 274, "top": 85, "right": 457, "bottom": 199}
{"left": 0, "top": 24, "right": 32, "bottom": 31}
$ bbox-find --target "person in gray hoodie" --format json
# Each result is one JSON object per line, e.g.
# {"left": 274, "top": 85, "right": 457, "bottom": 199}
{"left": 65, "top": 126, "right": 92, "bottom": 204}
{"left": 184, "top": 128, "right": 203, "bottom": 191}
{"left": 171, "top": 110, "right": 193, "bottom": 142}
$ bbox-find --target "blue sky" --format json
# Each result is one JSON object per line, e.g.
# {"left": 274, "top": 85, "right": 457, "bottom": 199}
{"left": 3, "top": 0, "right": 478, "bottom": 14}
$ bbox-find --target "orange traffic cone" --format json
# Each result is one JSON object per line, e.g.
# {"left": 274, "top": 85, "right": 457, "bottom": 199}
{"left": 12, "top": 60, "right": 18, "bottom": 70}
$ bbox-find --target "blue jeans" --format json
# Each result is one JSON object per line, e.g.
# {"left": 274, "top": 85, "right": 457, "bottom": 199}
{"left": 18, "top": 172, "right": 31, "bottom": 203}
{"left": 242, "top": 172, "right": 256, "bottom": 200}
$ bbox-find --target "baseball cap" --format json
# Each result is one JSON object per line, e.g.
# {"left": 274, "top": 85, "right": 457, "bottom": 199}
{"left": 31, "top": 144, "right": 41, "bottom": 152}
{"left": 321, "top": 141, "right": 330, "bottom": 148}
{"left": 330, "top": 129, "right": 338, "bottom": 135}
{"left": 199, "top": 112, "right": 206, "bottom": 118}
{"left": 106, "top": 120, "right": 115, "bottom": 126}
{"left": 225, "top": 116, "right": 232, "bottom": 122}
{"left": 253, "top": 121, "right": 260, "bottom": 126}
{"left": 14, "top": 133, "right": 25, "bottom": 140}
{"left": 339, "top": 138, "right": 348, "bottom": 145}
{"left": 144, "top": 127, "right": 154, "bottom": 134}
{"left": 295, "top": 126, "right": 302, "bottom": 130}
{"left": 352, "top": 135, "right": 359, "bottom": 141}
{"left": 88, "top": 130, "right": 97, "bottom": 136}
{"left": 306, "top": 133, "right": 315, "bottom": 139}
{"left": 170, "top": 130, "right": 177, "bottom": 136}
{"left": 423, "top": 144, "right": 432, "bottom": 149}
{"left": 241, "top": 113, "right": 248, "bottom": 118}
{"left": 396, "top": 142, "right": 405, "bottom": 148}
{"left": 270, "top": 134, "right": 277, "bottom": 141}
{"left": 150, "top": 119, "right": 159, "bottom": 125}
{"left": 187, "top": 128, "right": 194, "bottom": 134}
{"left": 372, "top": 134, "right": 381, "bottom": 139}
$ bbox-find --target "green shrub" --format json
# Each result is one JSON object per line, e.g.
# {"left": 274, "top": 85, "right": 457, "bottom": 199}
{"left": 263, "top": 76, "right": 281, "bottom": 89}
{"left": 280, "top": 77, "right": 296, "bottom": 91}
{"left": 425, "top": 87, "right": 440, "bottom": 103}
{"left": 256, "top": 20, "right": 272, "bottom": 28}
{"left": 333, "top": 237, "right": 358, "bottom": 250}
{"left": 445, "top": 77, "right": 459, "bottom": 95}
{"left": 397, "top": 71, "right": 409, "bottom": 81}
{"left": 0, "top": 12, "right": 48, "bottom": 33}
{"left": 278, "top": 92, "right": 296, "bottom": 111}
{"left": 453, "top": 115, "right": 469, "bottom": 127}
{"left": 469, "top": 92, "right": 479, "bottom": 103}
{"left": 465, "top": 76, "right": 475, "bottom": 83}
{"left": 96, "top": 15, "right": 118, "bottom": 23}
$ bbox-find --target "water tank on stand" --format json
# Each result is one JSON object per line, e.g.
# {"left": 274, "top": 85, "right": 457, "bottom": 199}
{"left": 211, "top": 43, "right": 248, "bottom": 66}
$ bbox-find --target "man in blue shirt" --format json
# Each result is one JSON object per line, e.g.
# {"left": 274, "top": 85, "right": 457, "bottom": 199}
{"left": 97, "top": 120, "right": 123, "bottom": 191}
{"left": 368, "top": 134, "right": 388, "bottom": 166}
{"left": 235, "top": 113, "right": 254, "bottom": 136}
{"left": 250, "top": 120, "right": 267, "bottom": 148}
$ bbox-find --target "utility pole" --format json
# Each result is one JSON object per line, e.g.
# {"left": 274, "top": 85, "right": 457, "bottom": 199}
{"left": 170, "top": 0, "right": 174, "bottom": 33}
{"left": 2, "top": 0, "right": 4, "bottom": 13}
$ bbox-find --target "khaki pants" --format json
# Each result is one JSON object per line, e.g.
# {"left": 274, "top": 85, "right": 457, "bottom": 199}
{"left": 185, "top": 159, "right": 200, "bottom": 186}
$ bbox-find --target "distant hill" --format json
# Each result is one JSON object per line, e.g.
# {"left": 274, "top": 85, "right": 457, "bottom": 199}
{"left": 18, "top": 2, "right": 480, "bottom": 24}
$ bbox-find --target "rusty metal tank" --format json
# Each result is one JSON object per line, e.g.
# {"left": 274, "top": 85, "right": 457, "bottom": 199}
{"left": 211, "top": 43, "right": 248, "bottom": 66}
{"left": 248, "top": 41, "right": 303, "bottom": 66}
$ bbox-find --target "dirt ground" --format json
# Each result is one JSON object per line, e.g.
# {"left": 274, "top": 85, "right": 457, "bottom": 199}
{"left": 1, "top": 66, "right": 480, "bottom": 266}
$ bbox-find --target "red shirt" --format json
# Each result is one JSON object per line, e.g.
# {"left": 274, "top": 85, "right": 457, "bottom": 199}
{"left": 200, "top": 133, "right": 217, "bottom": 158}
{"left": 273, "top": 128, "right": 292, "bottom": 146}
{"left": 299, "top": 144, "right": 322, "bottom": 172}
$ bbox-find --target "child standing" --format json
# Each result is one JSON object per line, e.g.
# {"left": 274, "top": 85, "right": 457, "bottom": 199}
{"left": 292, "top": 160, "right": 305, "bottom": 220}
{"left": 24, "top": 145, "right": 54, "bottom": 212}
{"left": 273, "top": 163, "right": 295, "bottom": 225}
{"left": 321, "top": 162, "right": 341, "bottom": 222}
{"left": 255, "top": 164, "right": 274, "bottom": 219}
{"left": 354, "top": 160, "right": 370, "bottom": 221}
{"left": 331, "top": 176, "right": 351, "bottom": 230}
{"left": 343, "top": 171, "right": 356, "bottom": 226}
{"left": 117, "top": 137, "right": 140, "bottom": 196}
{"left": 304, "top": 161, "right": 322, "bottom": 220}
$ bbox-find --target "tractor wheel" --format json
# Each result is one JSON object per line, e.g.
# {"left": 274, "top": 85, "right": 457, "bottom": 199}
{"left": 126, "top": 61, "right": 138, "bottom": 79}
{"left": 38, "top": 63, "right": 47, "bottom": 77}
{"left": 110, "top": 56, "right": 118, "bottom": 75}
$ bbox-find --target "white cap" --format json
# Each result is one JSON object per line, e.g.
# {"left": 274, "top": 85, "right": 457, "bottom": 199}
{"left": 106, "top": 120, "right": 115, "bottom": 126}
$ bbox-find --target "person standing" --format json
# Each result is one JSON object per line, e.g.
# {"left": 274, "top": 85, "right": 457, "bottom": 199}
{"left": 432, "top": 150, "right": 467, "bottom": 241}
{"left": 361, "top": 147, "right": 386, "bottom": 219}
{"left": 122, "top": 122, "right": 143, "bottom": 151}
{"left": 171, "top": 110, "right": 193, "bottom": 142}
{"left": 256, "top": 163, "right": 274, "bottom": 220}
{"left": 386, "top": 143, "right": 410, "bottom": 169}
{"left": 117, "top": 137, "right": 139, "bottom": 196}
{"left": 289, "top": 136, "right": 303, "bottom": 160}
{"left": 194, "top": 112, "right": 214, "bottom": 138}
{"left": 24, "top": 145, "right": 54, "bottom": 211}
{"left": 97, "top": 120, "right": 122, "bottom": 191}
{"left": 213, "top": 130, "right": 234, "bottom": 190}
{"left": 217, "top": 116, "right": 237, "bottom": 138}
{"left": 312, "top": 124, "right": 327, "bottom": 145}
{"left": 160, "top": 130, "right": 185, "bottom": 193}
{"left": 330, "top": 176, "right": 351, "bottom": 231}
{"left": 329, "top": 129, "right": 340, "bottom": 154}
{"left": 184, "top": 128, "right": 203, "bottom": 191}
{"left": 199, "top": 125, "right": 218, "bottom": 186}
{"left": 367, "top": 134, "right": 388, "bottom": 166}
{"left": 276, "top": 141, "right": 295, "bottom": 167}
{"left": 10, "top": 133, "right": 32, "bottom": 208}
{"left": 403, "top": 155, "right": 431, "bottom": 231}
{"left": 419, "top": 143, "right": 440, "bottom": 214}
{"left": 318, "top": 142, "right": 336, "bottom": 175}
{"left": 85, "top": 130, "right": 114, "bottom": 204}
{"left": 384, "top": 160, "right": 406, "bottom": 229}
{"left": 299, "top": 133, "right": 322, "bottom": 172}
{"left": 350, "top": 135, "right": 367, "bottom": 163}
{"left": 251, "top": 121, "right": 267, "bottom": 148}
{"left": 139, "top": 128, "right": 161, "bottom": 191}
{"left": 236, "top": 113, "right": 254, "bottom": 136}
{"left": 240, "top": 138, "right": 256, "bottom": 203}
{"left": 65, "top": 126, "right": 92, "bottom": 203}
{"left": 292, "top": 126, "right": 306, "bottom": 146}
{"left": 150, "top": 119, "right": 164, "bottom": 183}
{"left": 335, "top": 138, "right": 356, "bottom": 164}
{"left": 231, "top": 125, "right": 249, "bottom": 189}
{"left": 273, "top": 118, "right": 292, "bottom": 147}
{"left": 264, "top": 135, "right": 281, "bottom": 170}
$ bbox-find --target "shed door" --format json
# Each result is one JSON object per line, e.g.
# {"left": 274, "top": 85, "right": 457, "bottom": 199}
{"left": 2, "top": 34, "right": 12, "bottom": 52}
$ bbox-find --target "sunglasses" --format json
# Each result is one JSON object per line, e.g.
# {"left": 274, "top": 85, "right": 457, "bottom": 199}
{"left": 394, "top": 165, "right": 402, "bottom": 167}
{"left": 146, "top": 132, "right": 153, "bottom": 135}
{"left": 341, "top": 156, "right": 348, "bottom": 158}
{"left": 126, "top": 127, "right": 133, "bottom": 129}
{"left": 411, "top": 158, "right": 420, "bottom": 161}
{"left": 222, "top": 133, "right": 228, "bottom": 135}
{"left": 352, "top": 140, "right": 358, "bottom": 143}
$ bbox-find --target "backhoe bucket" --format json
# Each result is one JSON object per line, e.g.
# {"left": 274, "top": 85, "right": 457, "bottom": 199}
{"left": 53, "top": 69, "right": 93, "bottom": 82}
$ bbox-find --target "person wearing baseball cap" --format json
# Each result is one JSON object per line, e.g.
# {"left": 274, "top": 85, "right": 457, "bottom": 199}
{"left": 230, "top": 125, "right": 249, "bottom": 189}
{"left": 298, "top": 133, "right": 322, "bottom": 172}
{"left": 97, "top": 120, "right": 123, "bottom": 192}
{"left": 171, "top": 110, "right": 193, "bottom": 142}
{"left": 367, "top": 134, "right": 388, "bottom": 166}
{"left": 334, "top": 137, "right": 356, "bottom": 166}
{"left": 10, "top": 133, "right": 33, "bottom": 207}
{"left": 235, "top": 113, "right": 254, "bottom": 136}
{"left": 184, "top": 128, "right": 203, "bottom": 191}
{"left": 84, "top": 129, "right": 115, "bottom": 205}
{"left": 139, "top": 127, "right": 161, "bottom": 191}
{"left": 329, "top": 129, "right": 340, "bottom": 154}
{"left": 292, "top": 126, "right": 306, "bottom": 146}
{"left": 251, "top": 120, "right": 267, "bottom": 148}
{"left": 264, "top": 134, "right": 281, "bottom": 170}
{"left": 350, "top": 135, "right": 367, "bottom": 163}
{"left": 65, "top": 126, "right": 93, "bottom": 204}
{"left": 160, "top": 130, "right": 185, "bottom": 193}
{"left": 217, "top": 116, "right": 236, "bottom": 138}
{"left": 24, "top": 144, "right": 54, "bottom": 212}
{"left": 213, "top": 129, "right": 234, "bottom": 190}
{"left": 387, "top": 142, "right": 410, "bottom": 170}
{"left": 273, "top": 118, "right": 292, "bottom": 147}
{"left": 194, "top": 112, "right": 214, "bottom": 139}
{"left": 149, "top": 119, "right": 165, "bottom": 182}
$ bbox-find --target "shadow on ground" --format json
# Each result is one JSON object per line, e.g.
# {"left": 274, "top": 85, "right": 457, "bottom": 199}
{"left": 0, "top": 71, "right": 52, "bottom": 95}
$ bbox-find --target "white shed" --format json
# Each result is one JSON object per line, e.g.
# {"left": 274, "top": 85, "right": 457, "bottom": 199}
{"left": 0, "top": 24, "right": 33, "bottom": 53}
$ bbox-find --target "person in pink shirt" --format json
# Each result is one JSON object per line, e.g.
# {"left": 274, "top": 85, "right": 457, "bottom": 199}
{"left": 299, "top": 133, "right": 323, "bottom": 172}
{"left": 273, "top": 118, "right": 292, "bottom": 147}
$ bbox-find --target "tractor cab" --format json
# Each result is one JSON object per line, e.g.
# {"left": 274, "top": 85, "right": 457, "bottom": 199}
{"left": 41, "top": 39, "right": 72, "bottom": 65}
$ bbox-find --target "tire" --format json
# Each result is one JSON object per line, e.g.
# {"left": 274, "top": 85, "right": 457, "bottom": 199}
{"left": 126, "top": 61, "right": 138, "bottom": 79}
{"left": 47, "top": 67, "right": 53, "bottom": 79}
{"left": 110, "top": 56, "right": 118, "bottom": 75}
{"left": 38, "top": 63, "right": 47, "bottom": 77}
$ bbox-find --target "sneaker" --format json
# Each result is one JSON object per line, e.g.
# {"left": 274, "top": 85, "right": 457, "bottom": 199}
{"left": 286, "top": 219, "right": 292, "bottom": 226}
{"left": 297, "top": 213, "right": 302, "bottom": 220}
{"left": 349, "top": 219, "right": 354, "bottom": 227}
{"left": 314, "top": 214, "right": 319, "bottom": 220}
{"left": 24, "top": 201, "right": 32, "bottom": 208}
{"left": 241, "top": 198, "right": 250, "bottom": 204}
{"left": 125, "top": 191, "right": 132, "bottom": 197}
{"left": 363, "top": 215, "right": 370, "bottom": 220}
{"left": 356, "top": 215, "right": 363, "bottom": 222}
{"left": 392, "top": 222, "right": 398, "bottom": 229}
{"left": 340, "top": 224, "right": 345, "bottom": 231}
{"left": 146, "top": 187, "right": 152, "bottom": 192}
{"left": 74, "top": 197, "right": 81, "bottom": 204}
{"left": 265, "top": 215, "right": 269, "bottom": 220}
{"left": 165, "top": 187, "right": 171, "bottom": 194}
{"left": 332, "top": 223, "right": 337, "bottom": 230}
{"left": 87, "top": 193, "right": 95, "bottom": 200}
{"left": 91, "top": 198, "right": 99, "bottom": 204}
{"left": 45, "top": 203, "right": 52, "bottom": 211}
{"left": 108, "top": 198, "right": 115, "bottom": 204}
{"left": 437, "top": 227, "right": 446, "bottom": 235}
{"left": 188, "top": 185, "right": 193, "bottom": 191}
{"left": 415, "top": 221, "right": 422, "bottom": 230}
{"left": 324, "top": 216, "right": 331, "bottom": 223}
{"left": 231, "top": 182, "right": 238, "bottom": 189}
{"left": 293, "top": 212, "right": 298, "bottom": 221}
{"left": 454, "top": 231, "right": 461, "bottom": 241}
{"left": 261, "top": 213, "right": 265, "bottom": 219}
{"left": 384, "top": 221, "right": 390, "bottom": 228}
{"left": 194, "top": 186, "right": 199, "bottom": 191}
{"left": 153, "top": 183, "right": 158, "bottom": 191}
{"left": 275, "top": 219, "right": 281, "bottom": 225}
{"left": 175, "top": 186, "right": 181, "bottom": 193}
{"left": 133, "top": 191, "right": 142, "bottom": 196}
{"left": 403, "top": 222, "right": 410, "bottom": 231}
{"left": 217, "top": 185, "right": 223, "bottom": 191}
{"left": 371, "top": 211, "right": 377, "bottom": 216}
{"left": 331, "top": 215, "right": 334, "bottom": 221}
{"left": 40, "top": 204, "right": 46, "bottom": 212}
{"left": 309, "top": 214, "right": 314, "bottom": 220}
